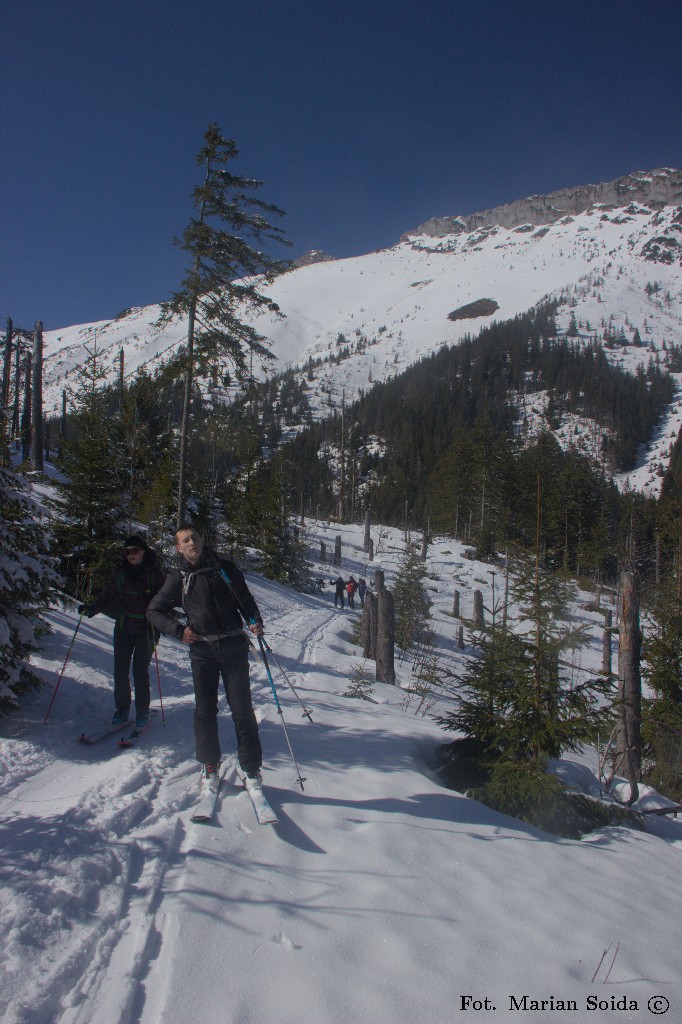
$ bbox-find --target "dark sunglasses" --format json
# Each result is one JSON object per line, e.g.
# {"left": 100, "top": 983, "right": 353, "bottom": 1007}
{"left": 125, "top": 547, "right": 143, "bottom": 555}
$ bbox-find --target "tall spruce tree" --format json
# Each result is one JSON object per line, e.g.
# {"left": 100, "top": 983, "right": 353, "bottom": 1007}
{"left": 157, "top": 123, "right": 290, "bottom": 525}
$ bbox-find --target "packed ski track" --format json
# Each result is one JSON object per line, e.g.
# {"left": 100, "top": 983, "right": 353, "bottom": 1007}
{"left": 1, "top": 521, "right": 682, "bottom": 1024}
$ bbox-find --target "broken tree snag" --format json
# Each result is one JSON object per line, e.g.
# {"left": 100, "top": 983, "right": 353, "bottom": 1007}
{"left": 375, "top": 569, "right": 396, "bottom": 685}
{"left": 616, "top": 571, "right": 642, "bottom": 805}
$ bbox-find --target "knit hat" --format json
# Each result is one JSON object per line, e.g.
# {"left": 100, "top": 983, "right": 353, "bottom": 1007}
{"left": 124, "top": 534, "right": 147, "bottom": 550}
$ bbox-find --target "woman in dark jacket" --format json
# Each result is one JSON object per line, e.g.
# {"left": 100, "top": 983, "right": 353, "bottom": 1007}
{"left": 80, "top": 535, "right": 165, "bottom": 727}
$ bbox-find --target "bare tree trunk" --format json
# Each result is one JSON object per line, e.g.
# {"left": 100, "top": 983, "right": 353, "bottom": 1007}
{"left": 363, "top": 508, "right": 371, "bottom": 553}
{"left": 338, "top": 390, "right": 345, "bottom": 522}
{"left": 458, "top": 624, "right": 464, "bottom": 649}
{"left": 452, "top": 589, "right": 460, "bottom": 618}
{"left": 375, "top": 570, "right": 395, "bottom": 685}
{"left": 59, "top": 389, "right": 67, "bottom": 458}
{"left": 177, "top": 291, "right": 198, "bottom": 527}
{"left": 119, "top": 347, "right": 125, "bottom": 417}
{"left": 1, "top": 317, "right": 12, "bottom": 466}
{"left": 473, "top": 589, "right": 484, "bottom": 628}
{"left": 12, "top": 333, "right": 22, "bottom": 439}
{"left": 361, "top": 591, "right": 376, "bottom": 658}
{"left": 421, "top": 520, "right": 428, "bottom": 561}
{"left": 368, "top": 537, "right": 374, "bottom": 561}
{"left": 177, "top": 157, "right": 210, "bottom": 527}
{"left": 602, "top": 609, "right": 613, "bottom": 676}
{"left": 21, "top": 352, "right": 32, "bottom": 463}
{"left": 30, "top": 321, "right": 44, "bottom": 472}
{"left": 334, "top": 535, "right": 342, "bottom": 566}
{"left": 320, "top": 541, "right": 326, "bottom": 563}
{"left": 615, "top": 571, "right": 641, "bottom": 804}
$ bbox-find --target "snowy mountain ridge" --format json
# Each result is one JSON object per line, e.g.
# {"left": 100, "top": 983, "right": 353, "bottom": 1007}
{"left": 402, "top": 166, "right": 682, "bottom": 238}
{"left": 42, "top": 168, "right": 682, "bottom": 495}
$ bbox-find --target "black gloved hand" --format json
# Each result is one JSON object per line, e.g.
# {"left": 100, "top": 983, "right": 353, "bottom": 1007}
{"left": 78, "top": 604, "right": 93, "bottom": 617}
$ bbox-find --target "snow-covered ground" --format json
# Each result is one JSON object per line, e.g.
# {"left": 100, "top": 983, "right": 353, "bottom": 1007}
{"left": 1, "top": 521, "right": 681, "bottom": 1024}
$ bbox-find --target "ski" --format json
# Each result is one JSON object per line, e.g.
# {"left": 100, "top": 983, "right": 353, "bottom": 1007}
{"left": 236, "top": 769, "right": 279, "bottom": 825}
{"left": 117, "top": 708, "right": 159, "bottom": 749}
{"left": 78, "top": 718, "right": 131, "bottom": 745}
{"left": 191, "top": 762, "right": 231, "bottom": 823}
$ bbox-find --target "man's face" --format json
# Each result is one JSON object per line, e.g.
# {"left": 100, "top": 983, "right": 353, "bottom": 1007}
{"left": 175, "top": 528, "right": 204, "bottom": 565}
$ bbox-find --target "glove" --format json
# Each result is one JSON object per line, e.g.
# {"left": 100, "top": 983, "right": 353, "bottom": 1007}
{"left": 78, "top": 604, "right": 93, "bottom": 617}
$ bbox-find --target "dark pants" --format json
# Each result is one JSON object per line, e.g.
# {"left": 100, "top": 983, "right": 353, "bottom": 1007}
{"left": 113, "top": 624, "right": 153, "bottom": 716}
{"left": 334, "top": 591, "right": 345, "bottom": 608}
{"left": 190, "top": 635, "right": 262, "bottom": 773}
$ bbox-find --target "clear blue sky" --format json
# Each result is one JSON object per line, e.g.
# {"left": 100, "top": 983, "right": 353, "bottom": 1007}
{"left": 3, "top": 0, "right": 681, "bottom": 330}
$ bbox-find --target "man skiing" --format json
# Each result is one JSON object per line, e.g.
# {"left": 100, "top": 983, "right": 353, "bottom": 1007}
{"left": 146, "top": 525, "right": 264, "bottom": 788}
{"left": 79, "top": 534, "right": 165, "bottom": 728}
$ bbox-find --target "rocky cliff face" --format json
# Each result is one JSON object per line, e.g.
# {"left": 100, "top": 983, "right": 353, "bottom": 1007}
{"left": 291, "top": 249, "right": 337, "bottom": 269}
{"left": 402, "top": 168, "right": 682, "bottom": 240}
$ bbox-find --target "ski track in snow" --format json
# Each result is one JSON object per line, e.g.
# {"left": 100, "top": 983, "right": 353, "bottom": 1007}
{"left": 1, "top": 521, "right": 682, "bottom": 1024}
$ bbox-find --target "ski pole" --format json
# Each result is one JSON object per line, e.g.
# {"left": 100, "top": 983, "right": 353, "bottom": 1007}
{"left": 43, "top": 611, "right": 84, "bottom": 725}
{"left": 259, "top": 636, "right": 313, "bottom": 723}
{"left": 257, "top": 635, "right": 307, "bottom": 791}
{"left": 217, "top": 567, "right": 307, "bottom": 789}
{"left": 153, "top": 638, "right": 166, "bottom": 725}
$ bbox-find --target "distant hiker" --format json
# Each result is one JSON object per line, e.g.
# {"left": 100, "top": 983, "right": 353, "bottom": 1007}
{"left": 357, "top": 577, "right": 367, "bottom": 607}
{"left": 346, "top": 576, "right": 358, "bottom": 609}
{"left": 79, "top": 535, "right": 165, "bottom": 728}
{"left": 331, "top": 575, "right": 346, "bottom": 609}
{"left": 147, "top": 525, "right": 265, "bottom": 788}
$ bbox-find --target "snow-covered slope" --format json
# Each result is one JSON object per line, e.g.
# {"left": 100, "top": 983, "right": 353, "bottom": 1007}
{"left": 1, "top": 519, "right": 681, "bottom": 1024}
{"left": 43, "top": 169, "right": 682, "bottom": 492}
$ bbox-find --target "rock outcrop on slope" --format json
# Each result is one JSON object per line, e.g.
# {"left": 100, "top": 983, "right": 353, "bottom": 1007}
{"left": 403, "top": 168, "right": 682, "bottom": 240}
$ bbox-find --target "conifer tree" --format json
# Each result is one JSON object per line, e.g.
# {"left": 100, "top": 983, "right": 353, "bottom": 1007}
{"left": 56, "top": 340, "right": 127, "bottom": 596}
{"left": 393, "top": 539, "right": 432, "bottom": 652}
{"left": 642, "top": 575, "right": 682, "bottom": 799}
{"left": 158, "top": 123, "right": 290, "bottom": 525}
{"left": 0, "top": 465, "right": 60, "bottom": 713}
{"left": 227, "top": 458, "right": 313, "bottom": 590}
{"left": 120, "top": 368, "right": 177, "bottom": 537}
{"left": 440, "top": 552, "right": 613, "bottom": 820}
